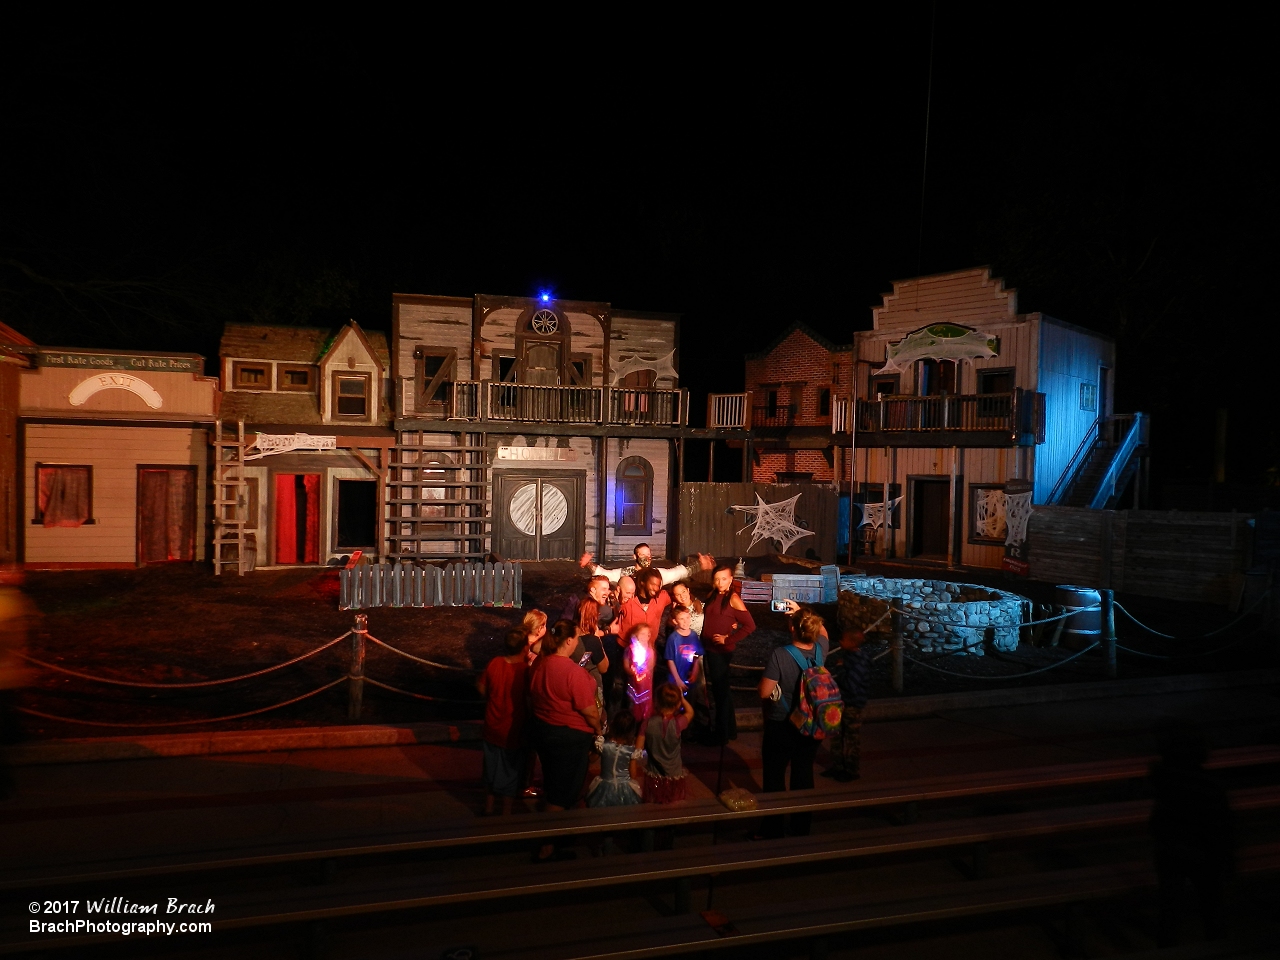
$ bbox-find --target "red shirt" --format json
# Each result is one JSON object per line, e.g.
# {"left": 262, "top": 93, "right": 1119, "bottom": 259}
{"left": 528, "top": 654, "right": 598, "bottom": 733}
{"left": 702, "top": 590, "right": 756, "bottom": 653}
{"left": 616, "top": 592, "right": 672, "bottom": 643}
{"left": 481, "top": 656, "right": 528, "bottom": 749}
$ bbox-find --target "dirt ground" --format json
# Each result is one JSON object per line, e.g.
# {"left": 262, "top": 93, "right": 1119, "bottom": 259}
{"left": 10, "top": 558, "right": 1275, "bottom": 739}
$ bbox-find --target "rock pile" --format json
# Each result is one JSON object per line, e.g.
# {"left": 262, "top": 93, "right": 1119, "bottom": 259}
{"left": 837, "top": 576, "right": 1026, "bottom": 656}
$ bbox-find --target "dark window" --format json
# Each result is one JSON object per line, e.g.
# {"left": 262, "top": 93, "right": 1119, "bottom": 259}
{"left": 334, "top": 373, "right": 370, "bottom": 417}
{"left": 615, "top": 456, "right": 653, "bottom": 535}
{"left": 766, "top": 390, "right": 779, "bottom": 417}
{"left": 335, "top": 479, "right": 378, "bottom": 549}
{"left": 233, "top": 362, "right": 268, "bottom": 388}
{"left": 496, "top": 355, "right": 517, "bottom": 382}
{"left": 818, "top": 388, "right": 831, "bottom": 417}
{"left": 415, "top": 347, "right": 456, "bottom": 405}
{"left": 34, "top": 464, "right": 93, "bottom": 526}
{"left": 277, "top": 366, "right": 315, "bottom": 391}
{"left": 978, "top": 368, "right": 1015, "bottom": 395}
{"left": 870, "top": 376, "right": 898, "bottom": 399}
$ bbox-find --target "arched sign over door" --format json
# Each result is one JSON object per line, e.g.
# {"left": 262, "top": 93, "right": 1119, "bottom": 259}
{"left": 68, "top": 373, "right": 164, "bottom": 409}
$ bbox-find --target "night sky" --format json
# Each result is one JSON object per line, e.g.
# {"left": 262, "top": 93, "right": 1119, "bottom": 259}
{"left": 2, "top": 10, "right": 1275, "bottom": 491}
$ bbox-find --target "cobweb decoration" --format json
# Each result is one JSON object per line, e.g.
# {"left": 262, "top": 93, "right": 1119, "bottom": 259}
{"left": 1004, "top": 492, "right": 1034, "bottom": 547}
{"left": 610, "top": 349, "right": 679, "bottom": 386}
{"left": 731, "top": 494, "right": 815, "bottom": 553}
{"left": 858, "top": 498, "right": 902, "bottom": 531}
{"left": 973, "top": 488, "right": 1007, "bottom": 540}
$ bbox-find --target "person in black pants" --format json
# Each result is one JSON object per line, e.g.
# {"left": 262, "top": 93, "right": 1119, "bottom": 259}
{"left": 701, "top": 565, "right": 756, "bottom": 744}
{"left": 755, "top": 606, "right": 829, "bottom": 839}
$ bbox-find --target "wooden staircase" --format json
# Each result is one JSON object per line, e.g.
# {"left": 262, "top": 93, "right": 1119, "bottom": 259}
{"left": 211, "top": 420, "right": 250, "bottom": 575}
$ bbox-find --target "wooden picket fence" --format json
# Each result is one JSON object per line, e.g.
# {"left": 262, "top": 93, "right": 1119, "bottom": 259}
{"left": 339, "top": 560, "right": 522, "bottom": 610}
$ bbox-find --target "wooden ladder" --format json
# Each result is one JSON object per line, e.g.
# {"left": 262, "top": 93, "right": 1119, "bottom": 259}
{"left": 212, "top": 420, "right": 249, "bottom": 576}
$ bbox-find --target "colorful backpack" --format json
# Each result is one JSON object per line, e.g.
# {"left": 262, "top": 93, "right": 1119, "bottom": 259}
{"left": 784, "top": 644, "right": 843, "bottom": 739}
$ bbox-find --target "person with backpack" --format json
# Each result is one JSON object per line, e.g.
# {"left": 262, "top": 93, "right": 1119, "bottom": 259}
{"left": 755, "top": 605, "right": 839, "bottom": 840}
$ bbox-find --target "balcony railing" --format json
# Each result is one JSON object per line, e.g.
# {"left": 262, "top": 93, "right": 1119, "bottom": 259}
{"left": 752, "top": 404, "right": 797, "bottom": 427}
{"left": 708, "top": 392, "right": 750, "bottom": 429}
{"left": 856, "top": 393, "right": 1018, "bottom": 433}
{"left": 400, "top": 379, "right": 689, "bottom": 428}
{"left": 832, "top": 397, "right": 851, "bottom": 434}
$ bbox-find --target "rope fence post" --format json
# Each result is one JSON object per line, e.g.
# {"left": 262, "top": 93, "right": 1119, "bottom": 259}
{"left": 891, "top": 600, "right": 904, "bottom": 695}
{"left": 1102, "top": 589, "right": 1116, "bottom": 680}
{"left": 348, "top": 614, "right": 367, "bottom": 721}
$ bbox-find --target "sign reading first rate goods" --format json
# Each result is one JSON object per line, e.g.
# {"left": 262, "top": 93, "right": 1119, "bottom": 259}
{"left": 37, "top": 352, "right": 201, "bottom": 373}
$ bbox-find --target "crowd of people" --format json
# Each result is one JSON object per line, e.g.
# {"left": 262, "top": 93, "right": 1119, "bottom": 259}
{"left": 475, "top": 544, "right": 873, "bottom": 857}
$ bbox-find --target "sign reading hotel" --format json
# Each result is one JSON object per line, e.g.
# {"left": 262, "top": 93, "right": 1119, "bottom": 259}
{"left": 496, "top": 446, "right": 578, "bottom": 462}
{"left": 38, "top": 351, "right": 201, "bottom": 373}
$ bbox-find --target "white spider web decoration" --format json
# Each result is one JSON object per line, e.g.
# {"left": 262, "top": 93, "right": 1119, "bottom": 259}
{"left": 610, "top": 349, "right": 679, "bottom": 386}
{"left": 858, "top": 498, "right": 902, "bottom": 531}
{"left": 1004, "top": 492, "right": 1034, "bottom": 547}
{"left": 731, "top": 494, "right": 815, "bottom": 553}
{"left": 974, "top": 488, "right": 1007, "bottom": 540}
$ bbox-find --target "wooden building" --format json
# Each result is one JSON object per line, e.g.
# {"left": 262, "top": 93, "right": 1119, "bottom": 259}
{"left": 216, "top": 322, "right": 393, "bottom": 569}
{"left": 0, "top": 322, "right": 37, "bottom": 566}
{"left": 850, "top": 267, "right": 1138, "bottom": 570}
{"left": 390, "top": 294, "right": 700, "bottom": 562}
{"left": 17, "top": 344, "right": 218, "bottom": 569}
{"left": 743, "top": 321, "right": 854, "bottom": 487}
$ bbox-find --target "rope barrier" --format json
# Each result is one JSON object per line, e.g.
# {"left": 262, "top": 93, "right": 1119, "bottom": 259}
{"left": 18, "top": 633, "right": 352, "bottom": 688}
{"left": 902, "top": 642, "right": 1100, "bottom": 680}
{"left": 1117, "top": 627, "right": 1266, "bottom": 662}
{"left": 363, "top": 677, "right": 482, "bottom": 704}
{"left": 364, "top": 634, "right": 479, "bottom": 673}
{"left": 16, "top": 678, "right": 348, "bottom": 728}
{"left": 1115, "top": 588, "right": 1272, "bottom": 641}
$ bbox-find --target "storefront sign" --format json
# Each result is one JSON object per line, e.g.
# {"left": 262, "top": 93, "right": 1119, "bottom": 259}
{"left": 39, "top": 351, "right": 201, "bottom": 373}
{"left": 496, "top": 446, "right": 577, "bottom": 461}
{"left": 246, "top": 434, "right": 338, "bottom": 460}
{"left": 68, "top": 373, "right": 163, "bottom": 409}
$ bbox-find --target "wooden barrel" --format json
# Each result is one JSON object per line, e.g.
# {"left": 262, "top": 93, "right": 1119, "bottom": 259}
{"left": 1056, "top": 584, "right": 1101, "bottom": 649}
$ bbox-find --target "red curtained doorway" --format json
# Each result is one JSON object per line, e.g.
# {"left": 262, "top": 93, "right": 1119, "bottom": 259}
{"left": 275, "top": 474, "right": 320, "bottom": 564}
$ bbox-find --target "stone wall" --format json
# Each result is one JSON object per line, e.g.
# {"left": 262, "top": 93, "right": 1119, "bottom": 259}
{"left": 837, "top": 576, "right": 1026, "bottom": 656}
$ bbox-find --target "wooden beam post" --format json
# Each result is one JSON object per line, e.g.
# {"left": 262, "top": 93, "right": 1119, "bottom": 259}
{"left": 891, "top": 600, "right": 904, "bottom": 694}
{"left": 1101, "top": 588, "right": 1116, "bottom": 679}
{"left": 348, "top": 614, "right": 367, "bottom": 721}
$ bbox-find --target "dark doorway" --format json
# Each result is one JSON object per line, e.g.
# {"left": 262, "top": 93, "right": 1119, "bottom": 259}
{"left": 275, "top": 473, "right": 320, "bottom": 564}
{"left": 336, "top": 479, "right": 377, "bottom": 550}
{"left": 919, "top": 359, "right": 957, "bottom": 396}
{"left": 909, "top": 477, "right": 951, "bottom": 558}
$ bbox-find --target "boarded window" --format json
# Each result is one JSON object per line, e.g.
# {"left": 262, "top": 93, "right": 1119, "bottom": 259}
{"left": 334, "top": 373, "right": 371, "bottom": 417}
{"left": 978, "top": 368, "right": 1015, "bottom": 395}
{"left": 35, "top": 464, "right": 92, "bottom": 527}
{"left": 233, "top": 362, "right": 269, "bottom": 389}
{"left": 615, "top": 456, "right": 653, "bottom": 536}
{"left": 415, "top": 347, "right": 456, "bottom": 406}
{"left": 277, "top": 366, "right": 316, "bottom": 391}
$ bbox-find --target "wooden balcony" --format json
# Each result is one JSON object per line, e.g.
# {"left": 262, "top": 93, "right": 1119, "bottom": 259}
{"left": 399, "top": 380, "right": 687, "bottom": 430}
{"left": 752, "top": 404, "right": 797, "bottom": 428}
{"left": 855, "top": 391, "right": 1044, "bottom": 447}
{"left": 708, "top": 392, "right": 750, "bottom": 429}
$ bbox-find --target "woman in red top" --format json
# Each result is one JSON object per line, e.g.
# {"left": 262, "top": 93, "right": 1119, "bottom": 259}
{"left": 701, "top": 564, "right": 756, "bottom": 744}
{"left": 528, "top": 619, "right": 602, "bottom": 861}
{"left": 476, "top": 628, "right": 530, "bottom": 815}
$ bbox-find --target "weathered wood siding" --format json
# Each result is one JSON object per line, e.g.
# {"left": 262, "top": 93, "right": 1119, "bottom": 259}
{"left": 1033, "top": 317, "right": 1116, "bottom": 503}
{"left": 610, "top": 314, "right": 678, "bottom": 386}
{"left": 19, "top": 366, "right": 217, "bottom": 418}
{"left": 393, "top": 298, "right": 474, "bottom": 408}
{"left": 477, "top": 307, "right": 521, "bottom": 382}
{"left": 855, "top": 317, "right": 1038, "bottom": 397}
{"left": 604, "top": 437, "right": 670, "bottom": 559}
{"left": 677, "top": 483, "right": 838, "bottom": 562}
{"left": 566, "top": 312, "right": 606, "bottom": 386}
{"left": 872, "top": 267, "right": 1018, "bottom": 334}
{"left": 852, "top": 444, "right": 1030, "bottom": 569}
{"left": 23, "top": 423, "right": 209, "bottom": 566}
{"left": 1028, "top": 505, "right": 1250, "bottom": 605}
{"left": 318, "top": 326, "right": 386, "bottom": 426}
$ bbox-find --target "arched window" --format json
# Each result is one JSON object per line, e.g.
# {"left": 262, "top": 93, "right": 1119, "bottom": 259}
{"left": 615, "top": 456, "right": 653, "bottom": 536}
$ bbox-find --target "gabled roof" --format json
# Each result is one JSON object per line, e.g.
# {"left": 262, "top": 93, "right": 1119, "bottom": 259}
{"left": 0, "top": 320, "right": 37, "bottom": 350}
{"left": 744, "top": 320, "right": 852, "bottom": 361}
{"left": 220, "top": 322, "right": 390, "bottom": 368}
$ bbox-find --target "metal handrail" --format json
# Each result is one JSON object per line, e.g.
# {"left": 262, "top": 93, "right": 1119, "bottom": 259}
{"left": 1089, "top": 413, "right": 1147, "bottom": 509}
{"left": 1047, "top": 413, "right": 1104, "bottom": 505}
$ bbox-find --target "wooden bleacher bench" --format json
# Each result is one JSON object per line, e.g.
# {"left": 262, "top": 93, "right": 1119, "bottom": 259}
{"left": 5, "top": 787, "right": 1278, "bottom": 954}
{"left": 4, "top": 744, "right": 1277, "bottom": 893}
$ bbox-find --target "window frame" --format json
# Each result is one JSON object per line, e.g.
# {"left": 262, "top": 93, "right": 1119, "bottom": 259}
{"left": 232, "top": 361, "right": 272, "bottom": 391}
{"left": 414, "top": 346, "right": 457, "bottom": 410}
{"left": 968, "top": 482, "right": 1008, "bottom": 545}
{"left": 868, "top": 373, "right": 900, "bottom": 400}
{"left": 614, "top": 456, "right": 654, "bottom": 537}
{"left": 32, "top": 463, "right": 95, "bottom": 526}
{"left": 332, "top": 371, "right": 372, "bottom": 419}
{"left": 276, "top": 364, "right": 317, "bottom": 392}
{"left": 976, "top": 366, "right": 1016, "bottom": 396}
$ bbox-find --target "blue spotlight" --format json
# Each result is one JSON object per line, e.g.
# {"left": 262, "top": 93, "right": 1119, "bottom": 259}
{"left": 540, "top": 292, "right": 551, "bottom": 302}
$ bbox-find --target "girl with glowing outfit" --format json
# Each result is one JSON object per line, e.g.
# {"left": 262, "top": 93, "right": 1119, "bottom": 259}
{"left": 622, "top": 623, "right": 655, "bottom": 723}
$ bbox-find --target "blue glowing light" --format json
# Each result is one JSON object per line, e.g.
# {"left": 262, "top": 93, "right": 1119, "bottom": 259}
{"left": 540, "top": 292, "right": 550, "bottom": 302}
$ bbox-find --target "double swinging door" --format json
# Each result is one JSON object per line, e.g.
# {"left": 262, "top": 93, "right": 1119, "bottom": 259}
{"left": 495, "top": 472, "right": 583, "bottom": 560}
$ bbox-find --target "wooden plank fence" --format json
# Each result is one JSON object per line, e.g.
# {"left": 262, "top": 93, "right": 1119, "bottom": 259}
{"left": 1028, "top": 506, "right": 1252, "bottom": 606}
{"left": 340, "top": 560, "right": 522, "bottom": 610}
{"left": 677, "top": 482, "right": 839, "bottom": 562}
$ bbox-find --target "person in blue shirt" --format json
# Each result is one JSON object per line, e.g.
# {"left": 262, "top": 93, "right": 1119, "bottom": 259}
{"left": 822, "top": 629, "right": 871, "bottom": 782}
{"left": 663, "top": 605, "right": 703, "bottom": 694}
